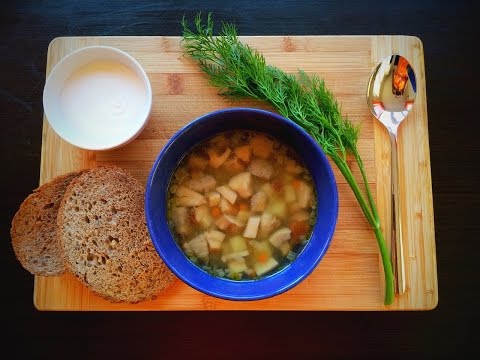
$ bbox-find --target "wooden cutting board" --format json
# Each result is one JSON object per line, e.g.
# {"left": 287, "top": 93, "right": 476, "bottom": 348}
{"left": 35, "top": 35, "right": 437, "bottom": 310}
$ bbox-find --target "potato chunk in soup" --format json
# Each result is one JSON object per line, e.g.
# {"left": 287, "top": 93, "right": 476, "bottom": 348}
{"left": 166, "top": 130, "right": 317, "bottom": 280}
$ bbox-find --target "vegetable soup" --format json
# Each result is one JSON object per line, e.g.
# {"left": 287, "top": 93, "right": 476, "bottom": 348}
{"left": 166, "top": 130, "right": 317, "bottom": 280}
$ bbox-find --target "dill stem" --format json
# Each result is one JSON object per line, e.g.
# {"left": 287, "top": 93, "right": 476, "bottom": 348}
{"left": 373, "top": 221, "right": 395, "bottom": 305}
{"left": 330, "top": 151, "right": 394, "bottom": 305}
{"left": 352, "top": 148, "right": 379, "bottom": 221}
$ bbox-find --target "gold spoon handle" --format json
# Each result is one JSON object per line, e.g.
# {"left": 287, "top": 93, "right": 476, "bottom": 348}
{"left": 390, "top": 130, "right": 406, "bottom": 294}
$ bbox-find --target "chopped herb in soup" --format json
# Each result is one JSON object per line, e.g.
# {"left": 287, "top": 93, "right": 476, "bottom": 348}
{"left": 166, "top": 130, "right": 317, "bottom": 280}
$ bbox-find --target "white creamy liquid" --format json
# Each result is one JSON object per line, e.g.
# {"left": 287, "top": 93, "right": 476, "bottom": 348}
{"left": 59, "top": 60, "right": 147, "bottom": 147}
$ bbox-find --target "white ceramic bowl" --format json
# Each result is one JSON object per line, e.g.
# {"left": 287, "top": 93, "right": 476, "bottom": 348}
{"left": 43, "top": 45, "right": 152, "bottom": 150}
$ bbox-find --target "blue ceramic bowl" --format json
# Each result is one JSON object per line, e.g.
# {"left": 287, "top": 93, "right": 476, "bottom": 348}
{"left": 145, "top": 108, "right": 338, "bottom": 301}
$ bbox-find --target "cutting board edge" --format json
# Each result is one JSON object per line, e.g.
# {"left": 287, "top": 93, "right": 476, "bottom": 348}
{"left": 33, "top": 34, "right": 437, "bottom": 311}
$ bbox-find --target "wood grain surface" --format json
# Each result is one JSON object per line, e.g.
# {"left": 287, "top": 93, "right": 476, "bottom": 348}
{"left": 34, "top": 35, "right": 437, "bottom": 311}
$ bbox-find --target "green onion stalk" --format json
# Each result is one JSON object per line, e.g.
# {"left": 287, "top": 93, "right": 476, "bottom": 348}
{"left": 180, "top": 13, "right": 394, "bottom": 305}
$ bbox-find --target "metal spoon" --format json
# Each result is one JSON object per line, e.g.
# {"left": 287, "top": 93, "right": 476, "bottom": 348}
{"left": 366, "top": 54, "right": 417, "bottom": 295}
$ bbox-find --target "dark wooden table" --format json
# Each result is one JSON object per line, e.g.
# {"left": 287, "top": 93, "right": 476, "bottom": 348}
{"left": 1, "top": 1, "right": 477, "bottom": 358}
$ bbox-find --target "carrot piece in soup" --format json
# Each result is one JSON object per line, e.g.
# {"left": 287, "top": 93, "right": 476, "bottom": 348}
{"left": 234, "top": 145, "right": 251, "bottom": 163}
{"left": 257, "top": 251, "right": 269, "bottom": 263}
{"left": 291, "top": 178, "right": 302, "bottom": 189}
{"left": 289, "top": 220, "right": 310, "bottom": 244}
{"left": 238, "top": 201, "right": 249, "bottom": 211}
{"left": 211, "top": 206, "right": 222, "bottom": 218}
{"left": 250, "top": 134, "right": 274, "bottom": 159}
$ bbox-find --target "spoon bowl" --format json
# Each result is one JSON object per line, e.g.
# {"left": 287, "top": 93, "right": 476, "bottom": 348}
{"left": 367, "top": 54, "right": 417, "bottom": 295}
{"left": 367, "top": 54, "right": 417, "bottom": 133}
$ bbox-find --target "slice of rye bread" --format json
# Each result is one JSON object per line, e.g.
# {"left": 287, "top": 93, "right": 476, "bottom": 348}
{"left": 57, "top": 165, "right": 174, "bottom": 303}
{"left": 11, "top": 170, "right": 84, "bottom": 276}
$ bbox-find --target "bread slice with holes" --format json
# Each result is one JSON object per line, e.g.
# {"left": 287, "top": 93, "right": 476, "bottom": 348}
{"left": 10, "top": 170, "right": 84, "bottom": 276}
{"left": 57, "top": 165, "right": 174, "bottom": 303}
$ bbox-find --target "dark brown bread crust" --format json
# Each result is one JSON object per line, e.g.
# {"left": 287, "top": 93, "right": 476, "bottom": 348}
{"left": 11, "top": 171, "right": 83, "bottom": 276}
{"left": 57, "top": 165, "right": 174, "bottom": 303}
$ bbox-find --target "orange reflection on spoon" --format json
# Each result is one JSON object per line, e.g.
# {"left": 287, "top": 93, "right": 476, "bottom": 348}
{"left": 393, "top": 56, "right": 409, "bottom": 95}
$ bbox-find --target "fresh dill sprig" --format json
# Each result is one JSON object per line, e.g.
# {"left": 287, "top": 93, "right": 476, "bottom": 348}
{"left": 181, "top": 12, "right": 394, "bottom": 305}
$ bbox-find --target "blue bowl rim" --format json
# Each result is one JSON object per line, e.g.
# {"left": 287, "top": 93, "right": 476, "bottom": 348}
{"left": 145, "top": 107, "right": 339, "bottom": 301}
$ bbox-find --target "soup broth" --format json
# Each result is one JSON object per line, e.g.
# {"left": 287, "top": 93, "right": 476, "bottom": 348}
{"left": 166, "top": 130, "right": 317, "bottom": 280}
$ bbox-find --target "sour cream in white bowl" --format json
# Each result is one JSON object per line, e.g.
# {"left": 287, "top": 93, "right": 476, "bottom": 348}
{"left": 43, "top": 45, "right": 152, "bottom": 150}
